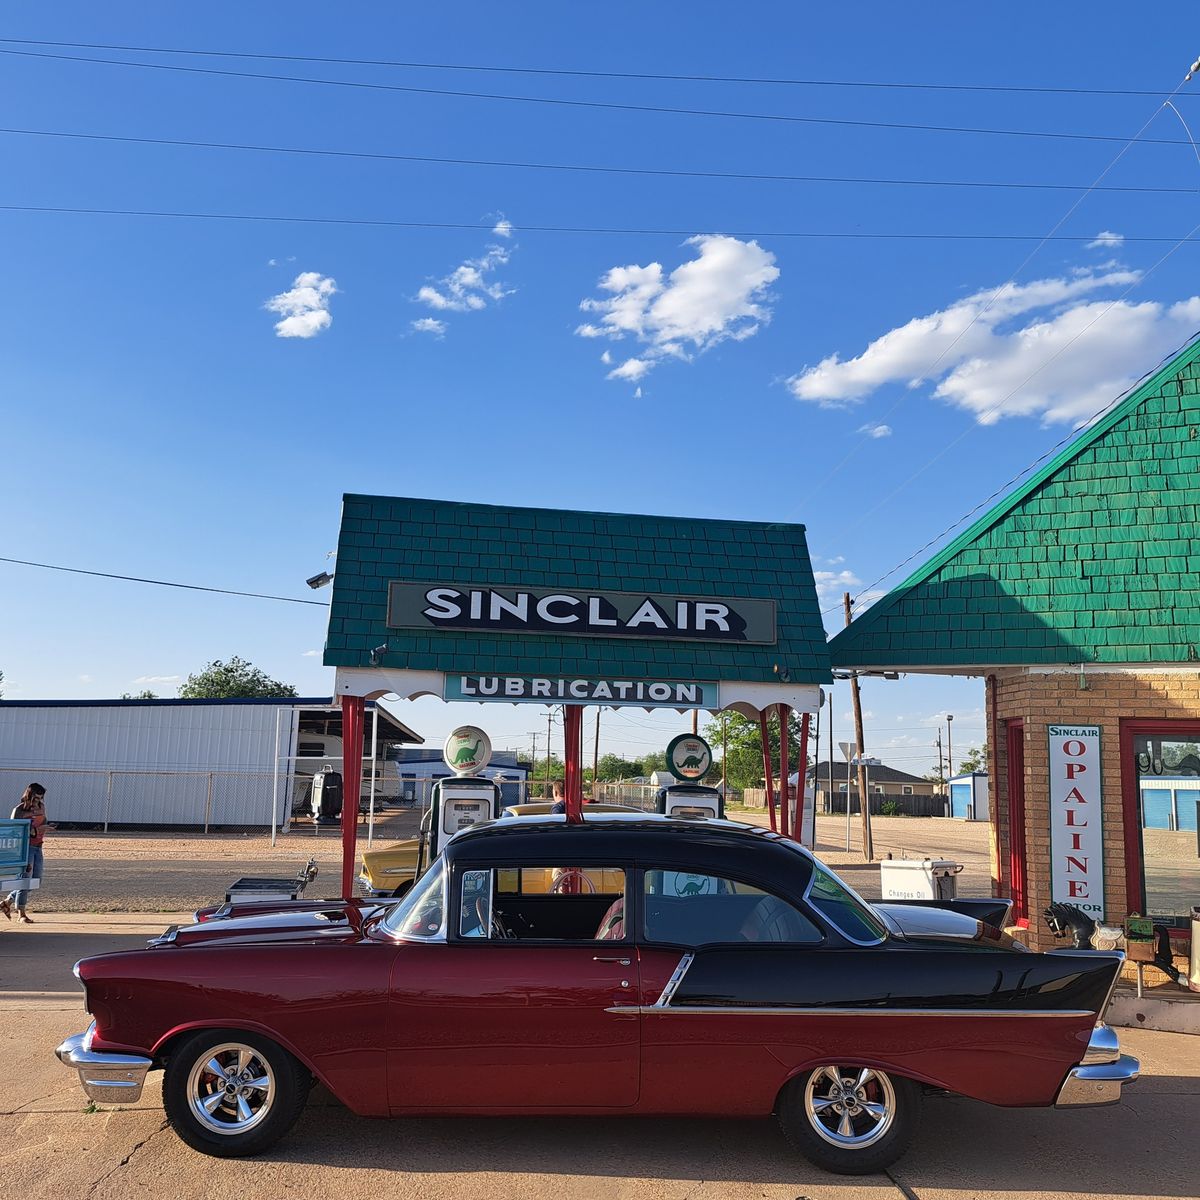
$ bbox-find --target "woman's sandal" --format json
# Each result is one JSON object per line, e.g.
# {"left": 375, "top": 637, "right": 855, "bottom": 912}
{"left": 19, "top": 914, "right": 32, "bottom": 924}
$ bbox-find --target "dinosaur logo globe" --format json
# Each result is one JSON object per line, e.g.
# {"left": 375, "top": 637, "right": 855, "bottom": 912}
{"left": 666, "top": 733, "right": 713, "bottom": 782}
{"left": 443, "top": 726, "right": 492, "bottom": 776}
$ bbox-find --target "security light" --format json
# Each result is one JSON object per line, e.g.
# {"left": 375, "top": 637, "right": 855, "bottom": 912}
{"left": 306, "top": 571, "right": 334, "bottom": 590}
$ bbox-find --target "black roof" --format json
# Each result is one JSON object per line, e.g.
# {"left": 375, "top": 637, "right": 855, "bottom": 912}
{"left": 443, "top": 815, "right": 816, "bottom": 901}
{"left": 806, "top": 760, "right": 931, "bottom": 786}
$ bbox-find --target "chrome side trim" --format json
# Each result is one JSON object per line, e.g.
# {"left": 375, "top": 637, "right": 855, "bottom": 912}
{"left": 1081, "top": 1023, "right": 1121, "bottom": 1065}
{"left": 654, "top": 953, "right": 694, "bottom": 1007}
{"left": 1055, "top": 1054, "right": 1140, "bottom": 1107}
{"left": 55, "top": 1030, "right": 153, "bottom": 1104}
{"left": 605, "top": 1005, "right": 1098, "bottom": 1018}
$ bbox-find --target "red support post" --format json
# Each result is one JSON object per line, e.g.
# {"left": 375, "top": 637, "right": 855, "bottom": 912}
{"left": 797, "top": 711, "right": 811, "bottom": 846}
{"left": 340, "top": 694, "right": 365, "bottom": 899}
{"left": 758, "top": 710, "right": 777, "bottom": 833}
{"left": 778, "top": 704, "right": 791, "bottom": 839}
{"left": 563, "top": 704, "right": 584, "bottom": 824}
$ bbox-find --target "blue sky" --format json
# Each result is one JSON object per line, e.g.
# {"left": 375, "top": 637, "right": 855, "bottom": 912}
{"left": 4, "top": 4, "right": 1200, "bottom": 775}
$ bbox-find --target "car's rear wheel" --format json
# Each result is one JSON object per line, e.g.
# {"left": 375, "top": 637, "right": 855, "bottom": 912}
{"left": 163, "top": 1030, "right": 310, "bottom": 1157}
{"left": 777, "top": 1064, "right": 920, "bottom": 1175}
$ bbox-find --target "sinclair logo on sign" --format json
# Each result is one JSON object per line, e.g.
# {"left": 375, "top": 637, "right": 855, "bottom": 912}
{"left": 386, "top": 582, "right": 776, "bottom": 644}
{"left": 443, "top": 726, "right": 492, "bottom": 776}
{"left": 666, "top": 734, "right": 713, "bottom": 782}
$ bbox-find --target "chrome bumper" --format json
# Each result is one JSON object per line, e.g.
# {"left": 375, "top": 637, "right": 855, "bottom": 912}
{"left": 55, "top": 1028, "right": 153, "bottom": 1104}
{"left": 1056, "top": 1024, "right": 1140, "bottom": 1107}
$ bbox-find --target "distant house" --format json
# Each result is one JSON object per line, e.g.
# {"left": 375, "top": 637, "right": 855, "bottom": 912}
{"left": 807, "top": 760, "right": 944, "bottom": 816}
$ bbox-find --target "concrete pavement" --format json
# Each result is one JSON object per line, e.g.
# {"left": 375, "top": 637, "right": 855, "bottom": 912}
{"left": 3, "top": 911, "right": 1197, "bottom": 1200}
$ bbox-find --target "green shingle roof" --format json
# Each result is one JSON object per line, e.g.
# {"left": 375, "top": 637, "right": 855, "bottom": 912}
{"left": 325, "top": 495, "right": 830, "bottom": 683}
{"left": 830, "top": 335, "right": 1200, "bottom": 669}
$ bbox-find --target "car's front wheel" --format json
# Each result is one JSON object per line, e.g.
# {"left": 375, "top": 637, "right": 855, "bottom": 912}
{"left": 776, "top": 1064, "right": 920, "bottom": 1175}
{"left": 163, "top": 1030, "right": 310, "bottom": 1157}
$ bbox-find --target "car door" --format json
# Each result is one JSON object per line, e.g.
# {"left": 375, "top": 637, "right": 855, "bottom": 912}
{"left": 386, "top": 862, "right": 640, "bottom": 1111}
{"left": 634, "top": 867, "right": 828, "bottom": 1115}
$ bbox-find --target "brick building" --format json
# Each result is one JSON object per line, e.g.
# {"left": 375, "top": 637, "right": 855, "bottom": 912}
{"left": 830, "top": 337, "right": 1200, "bottom": 950}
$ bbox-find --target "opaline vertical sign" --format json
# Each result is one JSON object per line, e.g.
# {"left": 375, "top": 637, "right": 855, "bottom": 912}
{"left": 1047, "top": 725, "right": 1104, "bottom": 918}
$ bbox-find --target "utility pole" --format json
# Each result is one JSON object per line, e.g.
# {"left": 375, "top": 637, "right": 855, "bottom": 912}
{"left": 592, "top": 709, "right": 601, "bottom": 797}
{"left": 691, "top": 708, "right": 698, "bottom": 735}
{"left": 546, "top": 708, "right": 554, "bottom": 794}
{"left": 936, "top": 730, "right": 944, "bottom": 787}
{"left": 844, "top": 592, "right": 873, "bottom": 861}
{"left": 947, "top": 714, "right": 955, "bottom": 779}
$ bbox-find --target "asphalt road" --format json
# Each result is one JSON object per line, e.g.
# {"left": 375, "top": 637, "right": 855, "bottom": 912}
{"left": 5, "top": 912, "right": 1197, "bottom": 1200}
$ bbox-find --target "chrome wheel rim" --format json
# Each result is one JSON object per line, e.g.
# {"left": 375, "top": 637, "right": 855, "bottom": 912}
{"left": 186, "top": 1043, "right": 276, "bottom": 1135}
{"left": 804, "top": 1065, "right": 896, "bottom": 1149}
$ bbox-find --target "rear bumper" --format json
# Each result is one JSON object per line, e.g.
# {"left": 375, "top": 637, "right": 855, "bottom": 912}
{"left": 55, "top": 1028, "right": 152, "bottom": 1104}
{"left": 1056, "top": 1024, "right": 1140, "bottom": 1107}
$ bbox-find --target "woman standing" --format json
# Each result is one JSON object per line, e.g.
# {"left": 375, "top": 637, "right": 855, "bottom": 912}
{"left": 2, "top": 782, "right": 47, "bottom": 923}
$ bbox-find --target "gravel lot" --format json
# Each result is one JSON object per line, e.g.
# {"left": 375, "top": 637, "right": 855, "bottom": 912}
{"left": 16, "top": 811, "right": 992, "bottom": 915}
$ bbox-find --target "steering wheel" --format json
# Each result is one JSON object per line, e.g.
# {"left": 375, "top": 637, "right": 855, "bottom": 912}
{"left": 549, "top": 869, "right": 597, "bottom": 894}
{"left": 476, "top": 896, "right": 512, "bottom": 939}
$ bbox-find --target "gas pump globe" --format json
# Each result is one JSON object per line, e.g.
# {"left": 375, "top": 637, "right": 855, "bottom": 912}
{"left": 428, "top": 726, "right": 503, "bottom": 858}
{"left": 657, "top": 733, "right": 724, "bottom": 820}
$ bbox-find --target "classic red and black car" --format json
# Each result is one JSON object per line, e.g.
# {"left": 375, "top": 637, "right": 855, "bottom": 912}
{"left": 56, "top": 815, "right": 1138, "bottom": 1175}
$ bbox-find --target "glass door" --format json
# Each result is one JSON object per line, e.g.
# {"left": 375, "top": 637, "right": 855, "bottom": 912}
{"left": 1130, "top": 730, "right": 1200, "bottom": 927}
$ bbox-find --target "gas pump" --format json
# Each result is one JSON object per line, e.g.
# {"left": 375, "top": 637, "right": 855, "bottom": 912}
{"left": 657, "top": 733, "right": 723, "bottom": 819}
{"left": 424, "top": 726, "right": 503, "bottom": 861}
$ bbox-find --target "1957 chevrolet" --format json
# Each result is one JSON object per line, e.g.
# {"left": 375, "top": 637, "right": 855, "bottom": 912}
{"left": 56, "top": 815, "right": 1137, "bottom": 1175}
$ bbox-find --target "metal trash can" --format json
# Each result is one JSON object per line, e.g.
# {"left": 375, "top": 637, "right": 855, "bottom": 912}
{"left": 311, "top": 770, "right": 343, "bottom": 824}
{"left": 879, "top": 858, "right": 964, "bottom": 900}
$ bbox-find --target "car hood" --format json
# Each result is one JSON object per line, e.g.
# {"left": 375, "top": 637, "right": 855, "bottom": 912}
{"left": 152, "top": 901, "right": 388, "bottom": 948}
{"left": 875, "top": 903, "right": 1025, "bottom": 949}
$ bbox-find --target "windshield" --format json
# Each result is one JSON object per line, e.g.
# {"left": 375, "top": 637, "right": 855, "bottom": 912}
{"left": 805, "top": 860, "right": 887, "bottom": 945}
{"left": 381, "top": 858, "right": 446, "bottom": 941}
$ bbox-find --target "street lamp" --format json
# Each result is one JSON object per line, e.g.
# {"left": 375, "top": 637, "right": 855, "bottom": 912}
{"left": 946, "top": 714, "right": 954, "bottom": 779}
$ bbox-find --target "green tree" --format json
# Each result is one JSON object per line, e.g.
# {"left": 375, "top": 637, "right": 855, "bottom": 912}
{"left": 179, "top": 656, "right": 297, "bottom": 699}
{"left": 120, "top": 689, "right": 159, "bottom": 700}
{"left": 958, "top": 744, "right": 988, "bottom": 774}
{"left": 595, "top": 753, "right": 643, "bottom": 781}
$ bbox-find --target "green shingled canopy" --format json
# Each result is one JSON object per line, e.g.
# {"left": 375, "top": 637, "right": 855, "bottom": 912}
{"left": 830, "top": 336, "right": 1200, "bottom": 672}
{"left": 325, "top": 495, "right": 830, "bottom": 714}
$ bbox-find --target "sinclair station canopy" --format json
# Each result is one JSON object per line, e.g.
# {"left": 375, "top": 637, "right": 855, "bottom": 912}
{"left": 324, "top": 495, "right": 830, "bottom": 715}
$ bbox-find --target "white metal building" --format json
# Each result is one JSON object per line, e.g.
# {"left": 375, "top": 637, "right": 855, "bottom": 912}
{"left": 0, "top": 698, "right": 422, "bottom": 829}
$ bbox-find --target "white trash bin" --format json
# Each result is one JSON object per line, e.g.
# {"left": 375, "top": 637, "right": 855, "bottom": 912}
{"left": 1190, "top": 907, "right": 1200, "bottom": 993}
{"left": 879, "top": 858, "right": 963, "bottom": 901}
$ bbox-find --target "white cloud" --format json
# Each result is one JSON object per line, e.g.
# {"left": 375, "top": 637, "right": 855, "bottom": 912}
{"left": 787, "top": 266, "right": 1200, "bottom": 425}
{"left": 265, "top": 271, "right": 337, "bottom": 339}
{"left": 411, "top": 317, "right": 447, "bottom": 337}
{"left": 1087, "top": 230, "right": 1124, "bottom": 249}
{"left": 492, "top": 217, "right": 514, "bottom": 239}
{"left": 301, "top": 650, "right": 321, "bottom": 657}
{"left": 600, "top": 350, "right": 613, "bottom": 365}
{"left": 134, "top": 674, "right": 181, "bottom": 685}
{"left": 634, "top": 386, "right": 643, "bottom": 399}
{"left": 78, "top": 674, "right": 93, "bottom": 684}
{"left": 814, "top": 568, "right": 862, "bottom": 606}
{"left": 577, "top": 234, "right": 779, "bottom": 383}
{"left": 416, "top": 243, "right": 514, "bottom": 314}
{"left": 858, "top": 422, "right": 892, "bottom": 438}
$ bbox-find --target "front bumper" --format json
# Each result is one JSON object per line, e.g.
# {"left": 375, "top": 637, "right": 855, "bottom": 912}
{"left": 55, "top": 1027, "right": 153, "bottom": 1104}
{"left": 1055, "top": 1024, "right": 1140, "bottom": 1107}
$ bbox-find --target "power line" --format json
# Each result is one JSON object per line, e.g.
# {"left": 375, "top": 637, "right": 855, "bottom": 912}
{"left": 8, "top": 124, "right": 1200, "bottom": 196}
{"left": 6, "top": 203, "right": 1200, "bottom": 244}
{"left": 0, "top": 555, "right": 328, "bottom": 606}
{"left": 2, "top": 46, "right": 1197, "bottom": 147}
{"left": 0, "top": 37, "right": 1189, "bottom": 99}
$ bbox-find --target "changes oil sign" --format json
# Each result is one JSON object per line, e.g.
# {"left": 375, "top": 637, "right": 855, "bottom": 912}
{"left": 1048, "top": 725, "right": 1104, "bottom": 918}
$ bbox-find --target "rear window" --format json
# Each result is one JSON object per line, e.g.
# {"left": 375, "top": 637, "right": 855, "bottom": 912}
{"left": 806, "top": 861, "right": 887, "bottom": 945}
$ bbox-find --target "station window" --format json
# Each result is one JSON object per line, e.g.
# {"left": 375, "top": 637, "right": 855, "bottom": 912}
{"left": 902, "top": 786, "right": 914, "bottom": 796}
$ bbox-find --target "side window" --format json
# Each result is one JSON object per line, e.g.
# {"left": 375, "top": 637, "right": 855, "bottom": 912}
{"left": 459, "top": 866, "right": 626, "bottom": 942}
{"left": 642, "top": 870, "right": 821, "bottom": 946}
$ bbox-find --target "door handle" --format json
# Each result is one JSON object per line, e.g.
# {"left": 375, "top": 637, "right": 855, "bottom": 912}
{"left": 593, "top": 955, "right": 631, "bottom": 965}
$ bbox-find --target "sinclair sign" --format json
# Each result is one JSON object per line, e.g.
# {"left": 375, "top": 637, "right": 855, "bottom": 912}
{"left": 387, "top": 582, "right": 777, "bottom": 644}
{"left": 1048, "top": 725, "right": 1105, "bottom": 918}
